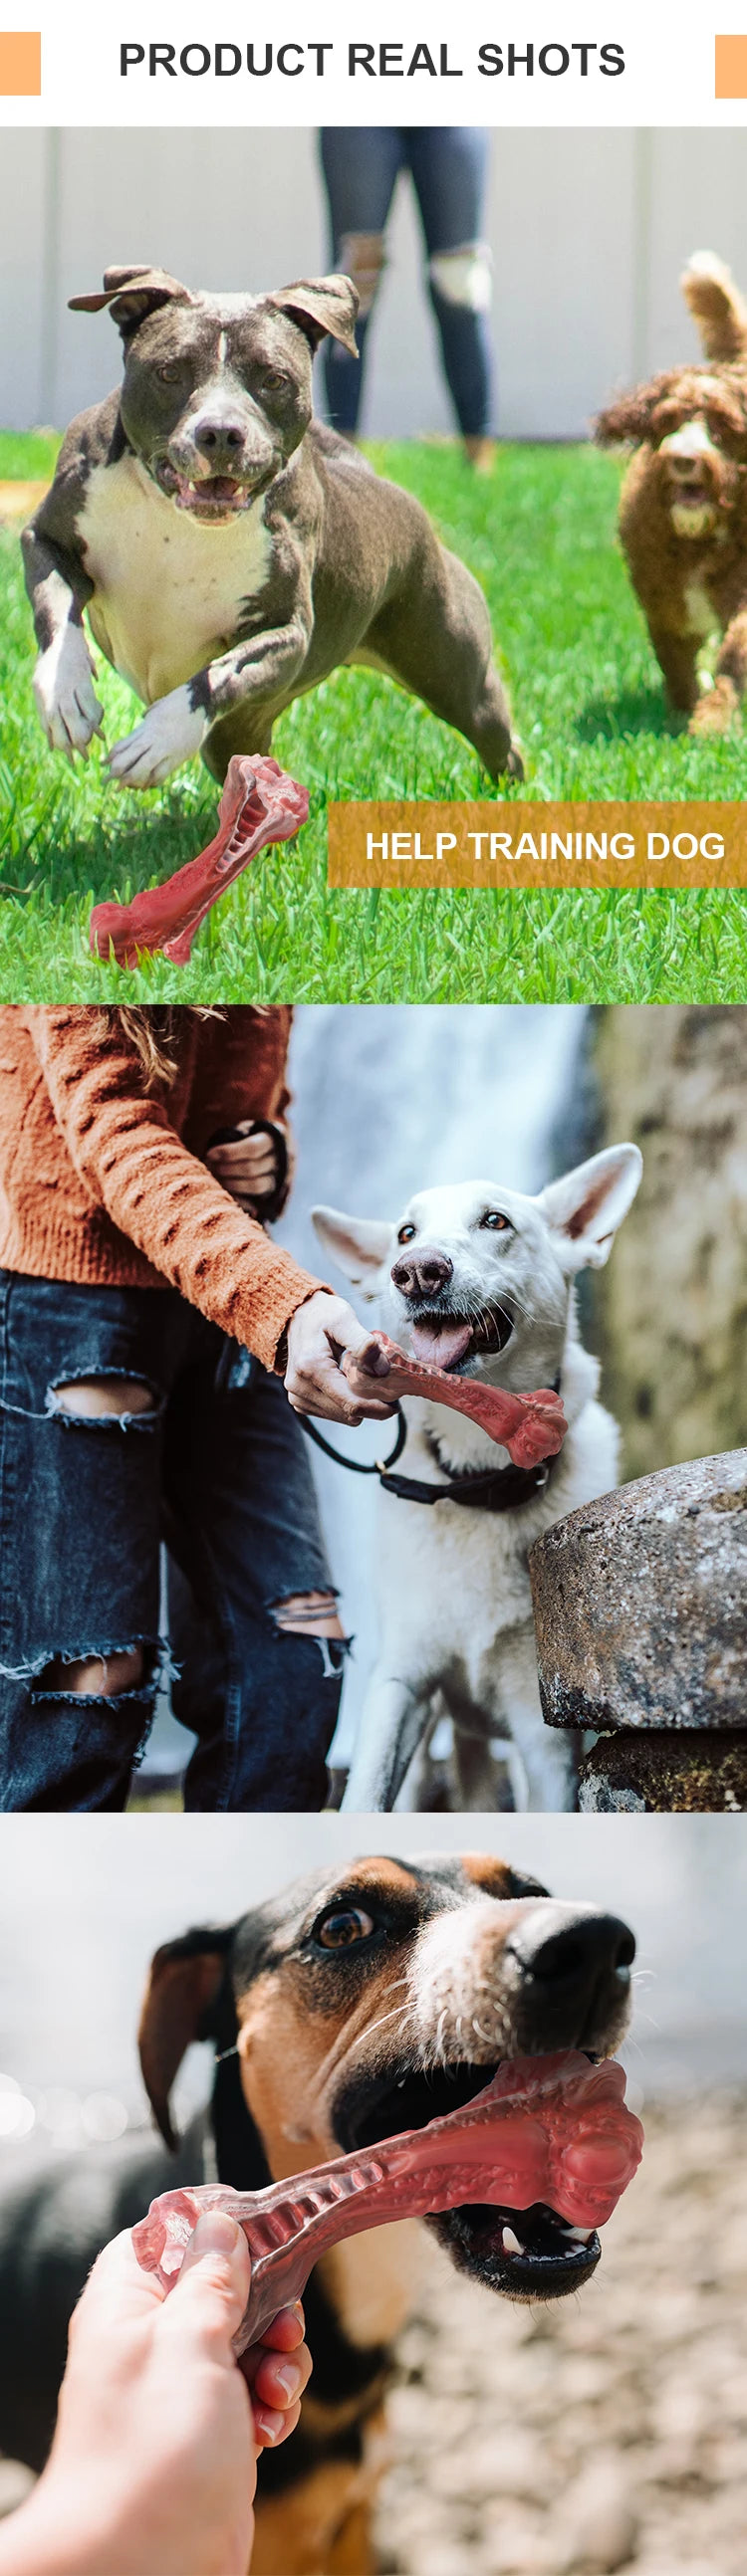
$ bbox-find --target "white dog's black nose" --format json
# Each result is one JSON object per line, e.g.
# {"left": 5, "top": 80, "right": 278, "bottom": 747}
{"left": 391, "top": 1248, "right": 453, "bottom": 1299}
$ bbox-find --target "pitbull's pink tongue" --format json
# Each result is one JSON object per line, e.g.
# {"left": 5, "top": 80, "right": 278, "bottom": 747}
{"left": 410, "top": 1319, "right": 472, "bottom": 1371}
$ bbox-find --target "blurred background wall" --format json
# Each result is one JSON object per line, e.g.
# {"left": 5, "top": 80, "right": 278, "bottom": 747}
{"left": 3, "top": 127, "right": 747, "bottom": 438}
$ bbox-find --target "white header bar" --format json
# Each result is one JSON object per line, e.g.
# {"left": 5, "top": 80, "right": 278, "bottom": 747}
{"left": 1, "top": 2, "right": 746, "bottom": 127}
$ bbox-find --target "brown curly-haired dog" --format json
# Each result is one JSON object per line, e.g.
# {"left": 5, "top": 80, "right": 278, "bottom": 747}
{"left": 596, "top": 254, "right": 747, "bottom": 734}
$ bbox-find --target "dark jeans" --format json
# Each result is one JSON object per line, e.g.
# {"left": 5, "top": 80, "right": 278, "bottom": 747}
{"left": 319, "top": 125, "right": 493, "bottom": 436}
{"left": 0, "top": 1273, "right": 344, "bottom": 1814}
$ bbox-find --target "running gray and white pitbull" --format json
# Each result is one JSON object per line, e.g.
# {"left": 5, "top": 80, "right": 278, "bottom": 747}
{"left": 22, "top": 264, "right": 521, "bottom": 789}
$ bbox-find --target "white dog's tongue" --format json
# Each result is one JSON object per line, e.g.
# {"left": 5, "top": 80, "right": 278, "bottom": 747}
{"left": 410, "top": 1319, "right": 473, "bottom": 1371}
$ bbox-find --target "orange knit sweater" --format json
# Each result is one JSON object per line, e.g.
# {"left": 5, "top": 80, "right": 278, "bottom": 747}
{"left": 0, "top": 1008, "right": 324, "bottom": 1373}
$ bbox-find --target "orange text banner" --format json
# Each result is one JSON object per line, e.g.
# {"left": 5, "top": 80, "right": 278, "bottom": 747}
{"left": 328, "top": 801, "right": 747, "bottom": 890}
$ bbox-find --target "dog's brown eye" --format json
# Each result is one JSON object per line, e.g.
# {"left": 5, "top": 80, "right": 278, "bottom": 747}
{"left": 316, "top": 1906, "right": 375, "bottom": 1949}
{"left": 480, "top": 1210, "right": 511, "bottom": 1231}
{"left": 157, "top": 362, "right": 187, "bottom": 384}
{"left": 397, "top": 1222, "right": 415, "bottom": 1244}
{"left": 262, "top": 369, "right": 289, "bottom": 393}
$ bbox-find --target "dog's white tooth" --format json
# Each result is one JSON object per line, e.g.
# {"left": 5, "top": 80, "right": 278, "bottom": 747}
{"left": 502, "top": 2226, "right": 525, "bottom": 2257}
{"left": 565, "top": 2225, "right": 594, "bottom": 2243}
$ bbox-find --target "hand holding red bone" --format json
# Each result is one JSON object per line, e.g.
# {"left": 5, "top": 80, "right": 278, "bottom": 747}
{"left": 90, "top": 754, "right": 309, "bottom": 967}
{"left": 132, "top": 2052, "right": 642, "bottom": 2350}
{"left": 340, "top": 1332, "right": 567, "bottom": 1470}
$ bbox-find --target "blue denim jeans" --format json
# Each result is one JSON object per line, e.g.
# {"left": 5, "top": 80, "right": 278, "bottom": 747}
{"left": 319, "top": 126, "right": 493, "bottom": 436}
{"left": 0, "top": 1273, "right": 344, "bottom": 1813}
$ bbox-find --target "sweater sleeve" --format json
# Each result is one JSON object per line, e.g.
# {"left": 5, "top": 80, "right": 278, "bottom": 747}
{"left": 26, "top": 1010, "right": 324, "bottom": 1372}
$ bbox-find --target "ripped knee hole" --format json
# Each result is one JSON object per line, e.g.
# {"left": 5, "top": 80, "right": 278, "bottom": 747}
{"left": 428, "top": 243, "right": 492, "bottom": 312}
{"left": 271, "top": 1591, "right": 345, "bottom": 1640}
{"left": 49, "top": 1378, "right": 157, "bottom": 1424}
{"left": 40, "top": 1645, "right": 145, "bottom": 1699}
{"left": 338, "top": 232, "right": 385, "bottom": 319}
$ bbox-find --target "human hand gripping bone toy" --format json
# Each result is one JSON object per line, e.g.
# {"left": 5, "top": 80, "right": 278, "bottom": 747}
{"left": 132, "top": 2052, "right": 642, "bottom": 2350}
{"left": 341, "top": 1331, "right": 568, "bottom": 1470}
{"left": 90, "top": 754, "right": 309, "bottom": 966}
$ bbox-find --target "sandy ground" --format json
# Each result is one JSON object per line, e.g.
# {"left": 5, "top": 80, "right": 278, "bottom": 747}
{"left": 375, "top": 2095, "right": 747, "bottom": 2576}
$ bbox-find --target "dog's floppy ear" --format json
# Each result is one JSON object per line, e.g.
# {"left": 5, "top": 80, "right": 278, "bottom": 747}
{"left": 536, "top": 1144, "right": 642, "bottom": 1273}
{"left": 268, "top": 275, "right": 360, "bottom": 356}
{"left": 69, "top": 266, "right": 195, "bottom": 341}
{"left": 595, "top": 387, "right": 661, "bottom": 447}
{"left": 312, "top": 1204, "right": 393, "bottom": 1295}
{"left": 138, "top": 1925, "right": 234, "bottom": 2151}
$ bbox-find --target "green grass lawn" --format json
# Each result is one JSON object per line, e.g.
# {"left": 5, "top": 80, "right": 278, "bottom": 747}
{"left": 2, "top": 427, "right": 747, "bottom": 1000}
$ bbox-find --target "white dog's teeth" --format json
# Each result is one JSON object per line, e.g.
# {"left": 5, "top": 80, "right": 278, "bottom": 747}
{"left": 564, "top": 2225, "right": 594, "bottom": 2243}
{"left": 502, "top": 2226, "right": 525, "bottom": 2256}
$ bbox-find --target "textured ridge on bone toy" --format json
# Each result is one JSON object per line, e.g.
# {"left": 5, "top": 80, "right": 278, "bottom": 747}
{"left": 132, "top": 2050, "right": 642, "bottom": 2351}
{"left": 342, "top": 1333, "right": 567, "bottom": 1472}
{"left": 90, "top": 755, "right": 309, "bottom": 966}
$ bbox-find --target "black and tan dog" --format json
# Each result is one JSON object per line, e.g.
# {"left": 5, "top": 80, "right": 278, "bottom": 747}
{"left": 0, "top": 1854, "right": 634, "bottom": 2573}
{"left": 22, "top": 265, "right": 521, "bottom": 792}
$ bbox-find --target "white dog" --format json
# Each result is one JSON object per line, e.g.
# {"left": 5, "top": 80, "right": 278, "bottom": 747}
{"left": 313, "top": 1144, "right": 642, "bottom": 1813}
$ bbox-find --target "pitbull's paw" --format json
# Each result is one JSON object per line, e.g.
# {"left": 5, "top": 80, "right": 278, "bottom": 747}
{"left": 506, "top": 743, "right": 525, "bottom": 782}
{"left": 107, "top": 687, "right": 207, "bottom": 788}
{"left": 33, "top": 627, "right": 105, "bottom": 758}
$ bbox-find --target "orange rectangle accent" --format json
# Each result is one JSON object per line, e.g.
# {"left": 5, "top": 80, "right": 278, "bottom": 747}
{"left": 328, "top": 801, "right": 747, "bottom": 890}
{"left": 715, "top": 33, "right": 747, "bottom": 96}
{"left": 0, "top": 30, "right": 41, "bottom": 91}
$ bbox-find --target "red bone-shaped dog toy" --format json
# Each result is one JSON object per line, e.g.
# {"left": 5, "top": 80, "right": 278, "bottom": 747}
{"left": 342, "top": 1333, "right": 567, "bottom": 1472}
{"left": 90, "top": 755, "right": 309, "bottom": 967}
{"left": 132, "top": 2052, "right": 642, "bottom": 2351}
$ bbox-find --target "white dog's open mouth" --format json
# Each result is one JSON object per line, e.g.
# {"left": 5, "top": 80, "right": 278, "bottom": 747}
{"left": 408, "top": 1304, "right": 514, "bottom": 1373}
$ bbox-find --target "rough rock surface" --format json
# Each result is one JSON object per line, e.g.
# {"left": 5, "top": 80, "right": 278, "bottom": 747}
{"left": 375, "top": 2096, "right": 747, "bottom": 2575}
{"left": 579, "top": 1731, "right": 747, "bottom": 1812}
{"left": 529, "top": 1450, "right": 747, "bottom": 1731}
{"left": 593, "top": 1006, "right": 747, "bottom": 1482}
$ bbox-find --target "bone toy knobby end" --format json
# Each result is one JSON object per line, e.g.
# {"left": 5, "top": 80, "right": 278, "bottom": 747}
{"left": 342, "top": 1333, "right": 568, "bottom": 1470}
{"left": 89, "top": 754, "right": 309, "bottom": 966}
{"left": 132, "top": 2050, "right": 642, "bottom": 2351}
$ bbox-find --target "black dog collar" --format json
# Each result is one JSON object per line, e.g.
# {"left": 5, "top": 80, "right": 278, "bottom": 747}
{"left": 377, "top": 1453, "right": 554, "bottom": 1510}
{"left": 300, "top": 1375, "right": 561, "bottom": 1512}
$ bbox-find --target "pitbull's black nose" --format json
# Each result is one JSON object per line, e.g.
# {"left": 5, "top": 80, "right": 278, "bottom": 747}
{"left": 194, "top": 419, "right": 246, "bottom": 458}
{"left": 391, "top": 1248, "right": 453, "bottom": 1300}
{"left": 507, "top": 1906, "right": 635, "bottom": 2039}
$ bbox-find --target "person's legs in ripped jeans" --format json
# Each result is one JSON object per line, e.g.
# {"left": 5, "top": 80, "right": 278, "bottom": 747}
{"left": 406, "top": 127, "right": 495, "bottom": 445}
{"left": 0, "top": 1274, "right": 189, "bottom": 1812}
{"left": 319, "top": 127, "right": 405, "bottom": 433}
{"left": 163, "top": 1336, "right": 350, "bottom": 1811}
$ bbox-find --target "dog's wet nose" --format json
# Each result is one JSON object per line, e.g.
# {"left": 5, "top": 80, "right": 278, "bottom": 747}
{"left": 507, "top": 1904, "right": 635, "bottom": 2026}
{"left": 391, "top": 1248, "right": 453, "bottom": 1300}
{"left": 193, "top": 418, "right": 246, "bottom": 458}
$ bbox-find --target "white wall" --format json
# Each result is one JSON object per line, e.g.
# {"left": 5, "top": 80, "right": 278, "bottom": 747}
{"left": 2, "top": 127, "right": 747, "bottom": 438}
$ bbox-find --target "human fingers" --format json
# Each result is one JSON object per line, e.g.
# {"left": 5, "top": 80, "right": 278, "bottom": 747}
{"left": 163, "top": 2211, "right": 251, "bottom": 2360}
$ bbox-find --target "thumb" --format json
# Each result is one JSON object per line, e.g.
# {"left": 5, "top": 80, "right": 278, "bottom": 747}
{"left": 341, "top": 1327, "right": 391, "bottom": 1378}
{"left": 163, "top": 2210, "right": 252, "bottom": 2357}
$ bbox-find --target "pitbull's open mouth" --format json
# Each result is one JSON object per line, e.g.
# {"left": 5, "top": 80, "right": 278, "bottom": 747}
{"left": 152, "top": 459, "right": 258, "bottom": 519}
{"left": 408, "top": 1304, "right": 514, "bottom": 1375}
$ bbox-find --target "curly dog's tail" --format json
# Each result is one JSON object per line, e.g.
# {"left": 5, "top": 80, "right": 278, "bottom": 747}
{"left": 681, "top": 250, "right": 747, "bottom": 363}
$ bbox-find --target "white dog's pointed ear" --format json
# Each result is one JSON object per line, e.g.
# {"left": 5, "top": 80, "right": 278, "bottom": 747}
{"left": 536, "top": 1145, "right": 642, "bottom": 1271}
{"left": 312, "top": 1204, "right": 392, "bottom": 1294}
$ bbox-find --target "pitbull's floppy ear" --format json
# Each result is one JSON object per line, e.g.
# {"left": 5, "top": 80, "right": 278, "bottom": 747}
{"left": 269, "top": 274, "right": 360, "bottom": 356}
{"left": 69, "top": 265, "right": 195, "bottom": 341}
{"left": 138, "top": 1924, "right": 234, "bottom": 2151}
{"left": 536, "top": 1144, "right": 642, "bottom": 1273}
